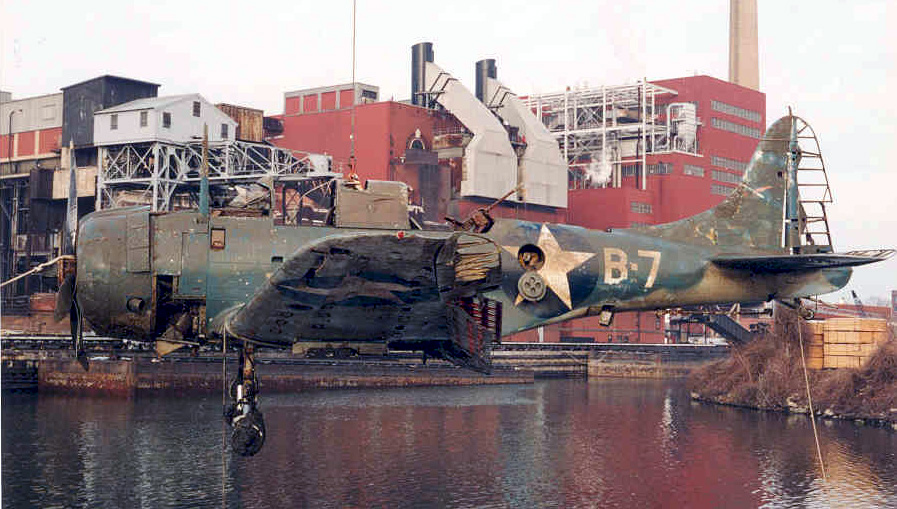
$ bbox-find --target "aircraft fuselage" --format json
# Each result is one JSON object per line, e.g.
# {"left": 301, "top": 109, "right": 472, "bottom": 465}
{"left": 75, "top": 206, "right": 851, "bottom": 345}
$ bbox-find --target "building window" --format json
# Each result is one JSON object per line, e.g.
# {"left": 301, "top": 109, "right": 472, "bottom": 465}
{"left": 162, "top": 112, "right": 171, "bottom": 128}
{"left": 630, "top": 201, "right": 653, "bottom": 214}
{"left": 710, "top": 155, "right": 748, "bottom": 172}
{"left": 712, "top": 170, "right": 742, "bottom": 183}
{"left": 40, "top": 105, "right": 55, "bottom": 121}
{"left": 683, "top": 164, "right": 705, "bottom": 177}
{"left": 139, "top": 111, "right": 148, "bottom": 127}
{"left": 193, "top": 101, "right": 201, "bottom": 117}
{"left": 630, "top": 221, "right": 651, "bottom": 228}
{"left": 110, "top": 114, "right": 118, "bottom": 130}
{"left": 710, "top": 117, "right": 762, "bottom": 139}
{"left": 711, "top": 100, "right": 762, "bottom": 123}
{"left": 647, "top": 162, "right": 672, "bottom": 175}
{"left": 621, "top": 164, "right": 639, "bottom": 177}
{"left": 221, "top": 123, "right": 229, "bottom": 139}
{"left": 711, "top": 183, "right": 734, "bottom": 196}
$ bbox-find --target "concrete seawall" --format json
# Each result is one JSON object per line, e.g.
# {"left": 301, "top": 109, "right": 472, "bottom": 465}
{"left": 3, "top": 351, "right": 533, "bottom": 395}
{"left": 3, "top": 342, "right": 731, "bottom": 394}
{"left": 499, "top": 343, "right": 730, "bottom": 379}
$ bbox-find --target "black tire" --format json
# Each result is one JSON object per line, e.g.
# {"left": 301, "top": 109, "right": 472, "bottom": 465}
{"left": 231, "top": 410, "right": 266, "bottom": 457}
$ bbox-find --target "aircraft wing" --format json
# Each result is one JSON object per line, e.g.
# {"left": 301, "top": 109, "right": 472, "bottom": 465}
{"left": 224, "top": 231, "right": 502, "bottom": 371}
{"left": 710, "top": 249, "right": 895, "bottom": 273}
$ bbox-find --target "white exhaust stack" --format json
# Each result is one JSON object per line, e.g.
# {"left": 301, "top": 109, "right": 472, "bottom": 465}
{"left": 729, "top": 0, "right": 759, "bottom": 90}
{"left": 418, "top": 46, "right": 518, "bottom": 201}
{"left": 478, "top": 61, "right": 567, "bottom": 208}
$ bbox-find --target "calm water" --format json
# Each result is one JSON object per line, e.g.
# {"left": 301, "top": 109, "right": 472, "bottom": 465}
{"left": 3, "top": 379, "right": 897, "bottom": 508}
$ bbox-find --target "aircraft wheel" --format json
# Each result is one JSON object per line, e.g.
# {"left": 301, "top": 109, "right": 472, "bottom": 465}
{"left": 231, "top": 409, "right": 266, "bottom": 457}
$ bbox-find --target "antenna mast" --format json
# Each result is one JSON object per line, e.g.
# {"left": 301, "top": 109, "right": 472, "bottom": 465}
{"left": 349, "top": 0, "right": 357, "bottom": 175}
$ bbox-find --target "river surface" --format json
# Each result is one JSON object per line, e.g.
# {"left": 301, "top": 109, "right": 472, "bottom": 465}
{"left": 3, "top": 379, "right": 897, "bottom": 508}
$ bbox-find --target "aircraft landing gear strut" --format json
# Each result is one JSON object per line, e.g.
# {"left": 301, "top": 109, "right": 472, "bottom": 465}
{"left": 778, "top": 298, "right": 816, "bottom": 320}
{"left": 225, "top": 343, "right": 266, "bottom": 456}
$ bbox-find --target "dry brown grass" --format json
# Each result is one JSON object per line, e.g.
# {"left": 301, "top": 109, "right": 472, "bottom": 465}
{"left": 689, "top": 316, "right": 897, "bottom": 422}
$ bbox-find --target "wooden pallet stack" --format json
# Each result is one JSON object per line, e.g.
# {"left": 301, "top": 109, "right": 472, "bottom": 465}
{"left": 804, "top": 321, "right": 825, "bottom": 370}
{"left": 822, "top": 318, "right": 889, "bottom": 369}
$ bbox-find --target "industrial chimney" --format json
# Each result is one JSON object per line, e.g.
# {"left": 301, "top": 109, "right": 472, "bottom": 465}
{"left": 729, "top": 0, "right": 759, "bottom": 90}
{"left": 475, "top": 59, "right": 497, "bottom": 103}
{"left": 411, "top": 42, "right": 434, "bottom": 106}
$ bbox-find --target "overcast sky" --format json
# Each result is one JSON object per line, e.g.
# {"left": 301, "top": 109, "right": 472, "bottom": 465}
{"left": 1, "top": 0, "right": 895, "bottom": 303}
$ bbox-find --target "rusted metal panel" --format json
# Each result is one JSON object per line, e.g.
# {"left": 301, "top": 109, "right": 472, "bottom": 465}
{"left": 178, "top": 231, "right": 208, "bottom": 297}
{"left": 404, "top": 147, "right": 438, "bottom": 165}
{"left": 28, "top": 168, "right": 53, "bottom": 199}
{"left": 126, "top": 211, "right": 150, "bottom": 272}
{"left": 29, "top": 292, "right": 56, "bottom": 312}
{"left": 334, "top": 180, "right": 410, "bottom": 229}
{"left": 38, "top": 358, "right": 136, "bottom": 396}
{"left": 22, "top": 355, "right": 533, "bottom": 395}
{"left": 216, "top": 103, "right": 264, "bottom": 142}
{"left": 152, "top": 213, "right": 186, "bottom": 275}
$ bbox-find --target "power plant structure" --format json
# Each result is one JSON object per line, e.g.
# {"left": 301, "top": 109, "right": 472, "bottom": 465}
{"left": 3, "top": 1, "right": 852, "bottom": 344}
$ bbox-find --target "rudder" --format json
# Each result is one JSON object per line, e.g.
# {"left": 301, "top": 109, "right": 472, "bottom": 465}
{"left": 637, "top": 115, "right": 794, "bottom": 253}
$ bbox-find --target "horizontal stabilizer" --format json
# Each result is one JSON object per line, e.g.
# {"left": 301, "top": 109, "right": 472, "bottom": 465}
{"left": 711, "top": 249, "right": 895, "bottom": 273}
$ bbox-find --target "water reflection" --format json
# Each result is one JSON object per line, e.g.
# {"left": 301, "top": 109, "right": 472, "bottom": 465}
{"left": 3, "top": 380, "right": 896, "bottom": 508}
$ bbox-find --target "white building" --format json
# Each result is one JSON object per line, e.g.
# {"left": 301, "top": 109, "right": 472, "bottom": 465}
{"left": 93, "top": 94, "right": 237, "bottom": 146}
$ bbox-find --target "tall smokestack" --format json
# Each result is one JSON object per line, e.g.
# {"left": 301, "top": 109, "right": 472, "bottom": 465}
{"left": 729, "top": 0, "right": 759, "bottom": 90}
{"left": 475, "top": 59, "right": 497, "bottom": 103}
{"left": 411, "top": 42, "right": 434, "bottom": 106}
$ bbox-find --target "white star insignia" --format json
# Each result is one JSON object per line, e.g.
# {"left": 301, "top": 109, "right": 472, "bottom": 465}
{"left": 502, "top": 224, "right": 596, "bottom": 309}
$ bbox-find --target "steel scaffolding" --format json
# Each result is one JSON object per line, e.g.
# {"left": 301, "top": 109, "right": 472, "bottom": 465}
{"left": 97, "top": 140, "right": 332, "bottom": 211}
{"left": 525, "top": 81, "right": 697, "bottom": 190}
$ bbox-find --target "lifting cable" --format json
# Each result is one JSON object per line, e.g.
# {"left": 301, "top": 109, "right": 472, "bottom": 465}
{"left": 0, "top": 255, "right": 75, "bottom": 288}
{"left": 221, "top": 329, "right": 228, "bottom": 509}
{"left": 797, "top": 315, "right": 827, "bottom": 481}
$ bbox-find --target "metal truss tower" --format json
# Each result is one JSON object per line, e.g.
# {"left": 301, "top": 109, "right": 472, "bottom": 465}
{"left": 97, "top": 140, "right": 332, "bottom": 211}
{"left": 525, "top": 81, "right": 697, "bottom": 190}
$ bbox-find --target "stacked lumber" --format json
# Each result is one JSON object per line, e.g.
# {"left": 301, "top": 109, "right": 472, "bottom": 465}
{"left": 804, "top": 321, "right": 825, "bottom": 370}
{"left": 822, "top": 318, "right": 889, "bottom": 369}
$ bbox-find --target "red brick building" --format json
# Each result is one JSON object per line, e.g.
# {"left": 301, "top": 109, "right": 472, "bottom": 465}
{"left": 270, "top": 83, "right": 566, "bottom": 226}
{"left": 567, "top": 76, "right": 766, "bottom": 230}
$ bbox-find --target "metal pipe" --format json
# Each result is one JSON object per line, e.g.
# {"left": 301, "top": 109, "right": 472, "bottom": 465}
{"left": 7, "top": 108, "right": 22, "bottom": 167}
{"left": 200, "top": 124, "right": 210, "bottom": 218}
{"left": 349, "top": 0, "right": 357, "bottom": 173}
{"left": 410, "top": 42, "right": 434, "bottom": 107}
{"left": 474, "top": 59, "right": 496, "bottom": 103}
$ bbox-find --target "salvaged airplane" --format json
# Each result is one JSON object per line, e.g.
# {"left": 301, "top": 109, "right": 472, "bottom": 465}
{"left": 53, "top": 115, "right": 892, "bottom": 456}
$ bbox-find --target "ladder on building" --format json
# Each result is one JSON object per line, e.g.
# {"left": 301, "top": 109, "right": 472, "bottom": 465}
{"left": 793, "top": 116, "right": 834, "bottom": 253}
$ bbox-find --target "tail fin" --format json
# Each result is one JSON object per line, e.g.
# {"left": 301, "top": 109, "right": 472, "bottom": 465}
{"left": 639, "top": 116, "right": 794, "bottom": 252}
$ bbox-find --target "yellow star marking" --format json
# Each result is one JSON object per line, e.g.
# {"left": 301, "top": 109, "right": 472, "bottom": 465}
{"left": 503, "top": 224, "right": 596, "bottom": 309}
